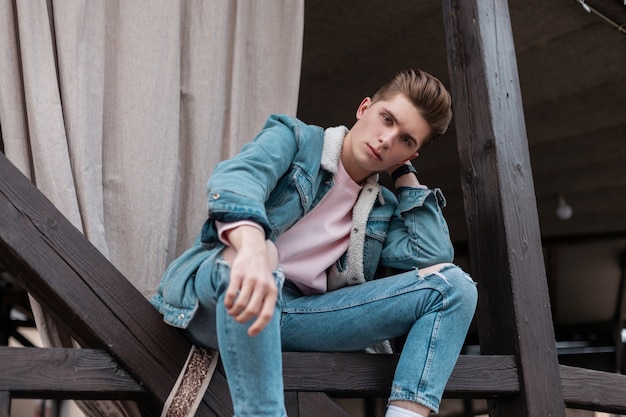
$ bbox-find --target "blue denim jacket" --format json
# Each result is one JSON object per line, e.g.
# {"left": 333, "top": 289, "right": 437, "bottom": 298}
{"left": 150, "top": 114, "right": 453, "bottom": 328}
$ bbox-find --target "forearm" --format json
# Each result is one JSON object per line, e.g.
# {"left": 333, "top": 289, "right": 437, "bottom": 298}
{"left": 222, "top": 224, "right": 271, "bottom": 263}
{"left": 221, "top": 224, "right": 279, "bottom": 337}
{"left": 389, "top": 162, "right": 427, "bottom": 189}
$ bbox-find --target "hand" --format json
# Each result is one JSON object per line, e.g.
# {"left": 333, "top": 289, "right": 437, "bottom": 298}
{"left": 222, "top": 226, "right": 279, "bottom": 337}
{"left": 385, "top": 161, "right": 412, "bottom": 177}
{"left": 387, "top": 161, "right": 424, "bottom": 188}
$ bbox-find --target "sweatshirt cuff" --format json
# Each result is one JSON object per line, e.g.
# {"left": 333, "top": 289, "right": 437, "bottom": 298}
{"left": 215, "top": 220, "right": 265, "bottom": 246}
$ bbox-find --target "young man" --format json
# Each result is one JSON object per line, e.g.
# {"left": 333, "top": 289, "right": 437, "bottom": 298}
{"left": 151, "top": 69, "right": 478, "bottom": 417}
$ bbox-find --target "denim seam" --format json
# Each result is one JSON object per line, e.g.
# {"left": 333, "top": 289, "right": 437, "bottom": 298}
{"left": 388, "top": 388, "right": 439, "bottom": 413}
{"left": 388, "top": 272, "right": 452, "bottom": 414}
{"left": 416, "top": 285, "right": 447, "bottom": 411}
{"left": 285, "top": 271, "right": 454, "bottom": 314}
{"left": 284, "top": 282, "right": 445, "bottom": 314}
{"left": 222, "top": 319, "right": 245, "bottom": 410}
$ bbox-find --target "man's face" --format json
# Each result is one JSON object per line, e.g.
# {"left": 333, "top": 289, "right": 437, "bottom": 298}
{"left": 342, "top": 93, "right": 431, "bottom": 182}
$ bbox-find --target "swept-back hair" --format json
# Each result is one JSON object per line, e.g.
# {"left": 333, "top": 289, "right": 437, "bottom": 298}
{"left": 372, "top": 69, "right": 453, "bottom": 144}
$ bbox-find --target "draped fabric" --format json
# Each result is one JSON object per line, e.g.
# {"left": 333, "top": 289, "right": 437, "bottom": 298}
{"left": 0, "top": 0, "right": 304, "bottom": 415}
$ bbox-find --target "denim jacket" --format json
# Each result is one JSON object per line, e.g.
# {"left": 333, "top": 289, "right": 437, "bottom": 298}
{"left": 150, "top": 114, "right": 454, "bottom": 328}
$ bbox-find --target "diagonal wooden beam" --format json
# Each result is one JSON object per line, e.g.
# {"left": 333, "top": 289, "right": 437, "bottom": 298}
{"left": 441, "top": 0, "right": 566, "bottom": 416}
{"left": 0, "top": 152, "right": 220, "bottom": 417}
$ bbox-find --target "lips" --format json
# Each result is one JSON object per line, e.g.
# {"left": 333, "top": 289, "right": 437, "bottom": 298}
{"left": 367, "top": 144, "right": 382, "bottom": 161}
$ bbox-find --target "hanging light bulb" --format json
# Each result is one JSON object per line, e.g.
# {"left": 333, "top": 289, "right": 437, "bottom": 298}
{"left": 556, "top": 193, "right": 574, "bottom": 220}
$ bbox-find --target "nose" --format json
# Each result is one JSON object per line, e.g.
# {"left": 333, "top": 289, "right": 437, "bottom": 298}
{"left": 378, "top": 129, "right": 395, "bottom": 148}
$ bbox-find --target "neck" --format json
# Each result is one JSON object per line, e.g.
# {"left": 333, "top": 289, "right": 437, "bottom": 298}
{"left": 340, "top": 133, "right": 369, "bottom": 183}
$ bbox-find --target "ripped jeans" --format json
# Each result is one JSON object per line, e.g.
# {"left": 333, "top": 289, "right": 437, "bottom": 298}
{"left": 189, "top": 254, "right": 477, "bottom": 417}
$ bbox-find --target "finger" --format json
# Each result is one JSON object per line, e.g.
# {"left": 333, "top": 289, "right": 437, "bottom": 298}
{"left": 224, "top": 271, "right": 242, "bottom": 309}
{"left": 248, "top": 288, "right": 278, "bottom": 337}
{"left": 229, "top": 281, "right": 253, "bottom": 319}
{"left": 233, "top": 280, "right": 267, "bottom": 324}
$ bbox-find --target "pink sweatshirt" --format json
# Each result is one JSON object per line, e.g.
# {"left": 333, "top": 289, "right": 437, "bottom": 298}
{"left": 216, "top": 158, "right": 361, "bottom": 294}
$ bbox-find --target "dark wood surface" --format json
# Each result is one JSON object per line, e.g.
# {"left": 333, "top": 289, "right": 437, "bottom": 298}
{"left": 560, "top": 365, "right": 626, "bottom": 414}
{"left": 5, "top": 347, "right": 626, "bottom": 414}
{"left": 0, "top": 391, "right": 9, "bottom": 417}
{"left": 442, "top": 0, "right": 566, "bottom": 415}
{"left": 297, "top": 392, "right": 353, "bottom": 417}
{"left": 0, "top": 152, "right": 216, "bottom": 417}
{"left": 0, "top": 349, "right": 519, "bottom": 399}
{"left": 282, "top": 353, "right": 519, "bottom": 397}
{"left": 0, "top": 348, "right": 144, "bottom": 400}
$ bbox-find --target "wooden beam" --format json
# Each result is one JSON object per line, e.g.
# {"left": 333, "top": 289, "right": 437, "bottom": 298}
{"left": 0, "top": 348, "right": 519, "bottom": 403}
{"left": 173, "top": 352, "right": 519, "bottom": 417}
{"left": 296, "top": 392, "right": 352, "bottom": 417}
{"left": 0, "top": 152, "right": 221, "bottom": 417}
{"left": 285, "top": 392, "right": 300, "bottom": 417}
{"left": 0, "top": 391, "right": 9, "bottom": 417}
{"left": 6, "top": 348, "right": 626, "bottom": 414}
{"left": 441, "top": 0, "right": 566, "bottom": 416}
{"left": 560, "top": 365, "right": 626, "bottom": 414}
{"left": 282, "top": 353, "right": 519, "bottom": 398}
{"left": 0, "top": 347, "right": 144, "bottom": 400}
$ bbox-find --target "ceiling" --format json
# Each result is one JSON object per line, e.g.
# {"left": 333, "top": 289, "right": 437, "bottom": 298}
{"left": 297, "top": 0, "right": 626, "bottom": 244}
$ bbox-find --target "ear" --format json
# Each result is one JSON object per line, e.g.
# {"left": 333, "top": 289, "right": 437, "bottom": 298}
{"left": 355, "top": 97, "right": 372, "bottom": 120}
{"left": 404, "top": 152, "right": 419, "bottom": 162}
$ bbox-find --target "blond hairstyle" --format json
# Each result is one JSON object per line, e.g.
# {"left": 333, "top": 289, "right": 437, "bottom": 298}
{"left": 372, "top": 69, "right": 453, "bottom": 144}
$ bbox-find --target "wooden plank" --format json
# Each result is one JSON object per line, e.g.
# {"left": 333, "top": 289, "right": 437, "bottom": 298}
{"left": 560, "top": 365, "right": 626, "bottom": 414}
{"left": 441, "top": 0, "right": 566, "bottom": 416}
{"left": 297, "top": 392, "right": 352, "bottom": 417}
{"left": 198, "top": 354, "right": 518, "bottom": 416}
{"left": 203, "top": 370, "right": 231, "bottom": 417}
{"left": 0, "top": 339, "right": 519, "bottom": 408}
{"left": 282, "top": 353, "right": 518, "bottom": 398}
{"left": 285, "top": 392, "right": 300, "bottom": 417}
{"left": 0, "top": 347, "right": 144, "bottom": 400}
{"left": 0, "top": 153, "right": 215, "bottom": 417}
{"left": 0, "top": 391, "right": 9, "bottom": 417}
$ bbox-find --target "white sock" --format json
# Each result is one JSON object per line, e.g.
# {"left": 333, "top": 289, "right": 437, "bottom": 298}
{"left": 385, "top": 405, "right": 426, "bottom": 417}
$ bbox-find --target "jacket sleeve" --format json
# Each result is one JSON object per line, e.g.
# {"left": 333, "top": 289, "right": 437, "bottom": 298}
{"left": 203, "top": 115, "right": 315, "bottom": 240}
{"left": 379, "top": 187, "right": 454, "bottom": 270}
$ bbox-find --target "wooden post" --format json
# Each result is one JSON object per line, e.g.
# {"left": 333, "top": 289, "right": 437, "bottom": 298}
{"left": 441, "top": 0, "right": 566, "bottom": 416}
{"left": 0, "top": 392, "right": 9, "bottom": 417}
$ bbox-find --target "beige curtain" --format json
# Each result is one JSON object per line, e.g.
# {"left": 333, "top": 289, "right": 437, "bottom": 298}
{"left": 0, "top": 0, "right": 304, "bottom": 415}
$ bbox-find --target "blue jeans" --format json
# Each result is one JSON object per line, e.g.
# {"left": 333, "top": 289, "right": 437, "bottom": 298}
{"left": 189, "top": 250, "right": 477, "bottom": 416}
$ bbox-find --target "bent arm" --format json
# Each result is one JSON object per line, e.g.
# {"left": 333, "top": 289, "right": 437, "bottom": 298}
{"left": 221, "top": 224, "right": 279, "bottom": 337}
{"left": 380, "top": 186, "right": 454, "bottom": 270}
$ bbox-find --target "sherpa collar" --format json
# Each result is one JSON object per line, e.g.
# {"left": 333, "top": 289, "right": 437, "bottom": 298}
{"left": 321, "top": 126, "right": 386, "bottom": 291}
